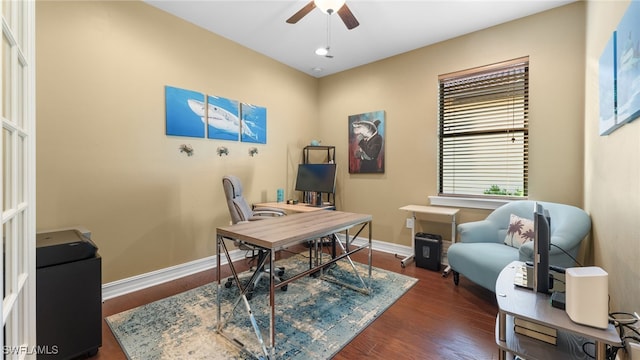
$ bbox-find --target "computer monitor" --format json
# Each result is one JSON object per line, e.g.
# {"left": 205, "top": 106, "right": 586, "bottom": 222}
{"left": 295, "top": 163, "right": 337, "bottom": 195}
{"left": 533, "top": 202, "right": 551, "bottom": 294}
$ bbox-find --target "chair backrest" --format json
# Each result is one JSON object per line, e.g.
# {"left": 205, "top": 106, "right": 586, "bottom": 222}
{"left": 222, "top": 175, "right": 254, "bottom": 224}
{"left": 486, "top": 200, "right": 591, "bottom": 238}
{"left": 485, "top": 200, "right": 591, "bottom": 268}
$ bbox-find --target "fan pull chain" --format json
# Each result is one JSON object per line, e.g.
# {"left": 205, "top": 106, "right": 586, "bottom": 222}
{"left": 326, "top": 13, "right": 331, "bottom": 51}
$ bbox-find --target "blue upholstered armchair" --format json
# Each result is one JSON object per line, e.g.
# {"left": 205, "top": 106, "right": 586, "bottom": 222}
{"left": 447, "top": 200, "right": 591, "bottom": 292}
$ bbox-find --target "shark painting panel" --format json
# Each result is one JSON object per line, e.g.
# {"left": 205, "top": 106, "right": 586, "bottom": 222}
{"left": 205, "top": 95, "right": 240, "bottom": 141}
{"left": 240, "top": 103, "right": 266, "bottom": 144}
{"left": 165, "top": 86, "right": 205, "bottom": 138}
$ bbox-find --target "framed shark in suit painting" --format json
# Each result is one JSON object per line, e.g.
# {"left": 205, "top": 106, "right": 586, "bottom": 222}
{"left": 348, "top": 110, "right": 385, "bottom": 174}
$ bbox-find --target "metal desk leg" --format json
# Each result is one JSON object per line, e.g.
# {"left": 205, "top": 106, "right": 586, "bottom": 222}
{"left": 397, "top": 211, "right": 415, "bottom": 268}
{"left": 595, "top": 340, "right": 606, "bottom": 360}
{"left": 441, "top": 213, "right": 456, "bottom": 277}
{"left": 269, "top": 249, "right": 276, "bottom": 358}
{"left": 368, "top": 221, "right": 373, "bottom": 286}
{"left": 498, "top": 311, "right": 507, "bottom": 360}
{"left": 216, "top": 235, "right": 222, "bottom": 332}
{"left": 216, "top": 238, "right": 270, "bottom": 359}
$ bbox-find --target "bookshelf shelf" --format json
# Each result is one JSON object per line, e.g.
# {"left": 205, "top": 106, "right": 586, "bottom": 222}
{"left": 302, "top": 145, "right": 336, "bottom": 206}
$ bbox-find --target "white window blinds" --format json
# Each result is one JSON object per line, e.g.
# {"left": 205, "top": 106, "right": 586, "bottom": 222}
{"left": 438, "top": 57, "right": 529, "bottom": 198}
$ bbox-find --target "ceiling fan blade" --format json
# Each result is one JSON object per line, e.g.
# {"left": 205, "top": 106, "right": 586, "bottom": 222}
{"left": 286, "top": 1, "right": 316, "bottom": 24}
{"left": 337, "top": 4, "right": 359, "bottom": 30}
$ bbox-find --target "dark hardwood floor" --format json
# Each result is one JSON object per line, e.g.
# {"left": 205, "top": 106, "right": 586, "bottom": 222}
{"left": 96, "top": 249, "right": 500, "bottom": 360}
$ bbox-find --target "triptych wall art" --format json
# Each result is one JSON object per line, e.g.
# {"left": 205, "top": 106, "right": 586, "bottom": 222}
{"left": 599, "top": 1, "right": 640, "bottom": 136}
{"left": 165, "top": 85, "right": 267, "bottom": 144}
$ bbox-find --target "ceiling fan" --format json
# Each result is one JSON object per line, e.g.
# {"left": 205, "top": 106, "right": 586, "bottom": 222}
{"left": 286, "top": 0, "right": 360, "bottom": 30}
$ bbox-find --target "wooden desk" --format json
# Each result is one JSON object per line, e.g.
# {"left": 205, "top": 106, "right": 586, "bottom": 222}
{"left": 398, "top": 205, "right": 459, "bottom": 275}
{"left": 215, "top": 210, "right": 372, "bottom": 359}
{"left": 495, "top": 261, "right": 621, "bottom": 360}
{"left": 253, "top": 201, "right": 334, "bottom": 213}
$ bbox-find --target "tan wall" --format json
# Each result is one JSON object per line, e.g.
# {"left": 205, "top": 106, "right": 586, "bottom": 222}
{"left": 318, "top": 3, "right": 587, "bottom": 246}
{"left": 584, "top": 0, "right": 639, "bottom": 314}
{"left": 36, "top": 1, "right": 318, "bottom": 283}
{"left": 38, "top": 1, "right": 639, "bottom": 314}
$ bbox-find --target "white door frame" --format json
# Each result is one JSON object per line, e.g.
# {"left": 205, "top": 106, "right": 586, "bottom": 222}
{"left": 1, "top": 0, "right": 37, "bottom": 358}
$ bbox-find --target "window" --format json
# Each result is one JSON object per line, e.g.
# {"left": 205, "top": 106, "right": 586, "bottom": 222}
{"left": 438, "top": 57, "right": 529, "bottom": 198}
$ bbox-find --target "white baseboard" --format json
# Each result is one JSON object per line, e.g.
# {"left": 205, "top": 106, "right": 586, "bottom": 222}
{"left": 101, "top": 250, "right": 246, "bottom": 301}
{"left": 346, "top": 235, "right": 412, "bottom": 257}
{"left": 101, "top": 238, "right": 412, "bottom": 301}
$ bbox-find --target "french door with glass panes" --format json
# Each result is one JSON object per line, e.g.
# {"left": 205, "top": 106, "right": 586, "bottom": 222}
{"left": 2, "top": 0, "right": 36, "bottom": 358}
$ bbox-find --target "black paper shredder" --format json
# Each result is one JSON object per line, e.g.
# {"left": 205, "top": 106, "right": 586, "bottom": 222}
{"left": 414, "top": 232, "right": 442, "bottom": 271}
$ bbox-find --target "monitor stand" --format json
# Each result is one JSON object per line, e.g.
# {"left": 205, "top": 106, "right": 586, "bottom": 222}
{"left": 513, "top": 262, "right": 566, "bottom": 292}
{"left": 312, "top": 192, "right": 323, "bottom": 206}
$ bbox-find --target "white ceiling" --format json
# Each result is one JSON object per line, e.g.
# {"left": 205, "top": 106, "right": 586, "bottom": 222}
{"left": 144, "top": 0, "right": 575, "bottom": 78}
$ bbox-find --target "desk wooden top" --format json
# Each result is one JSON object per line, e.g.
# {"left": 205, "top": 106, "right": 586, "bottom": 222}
{"left": 217, "top": 210, "right": 372, "bottom": 249}
{"left": 254, "top": 202, "right": 333, "bottom": 213}
{"left": 399, "top": 205, "right": 459, "bottom": 216}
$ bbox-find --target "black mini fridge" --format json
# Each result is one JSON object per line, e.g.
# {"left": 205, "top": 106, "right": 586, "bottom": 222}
{"left": 36, "top": 229, "right": 102, "bottom": 359}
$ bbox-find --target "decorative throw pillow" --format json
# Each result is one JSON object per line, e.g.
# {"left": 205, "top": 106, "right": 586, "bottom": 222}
{"left": 504, "top": 214, "right": 535, "bottom": 248}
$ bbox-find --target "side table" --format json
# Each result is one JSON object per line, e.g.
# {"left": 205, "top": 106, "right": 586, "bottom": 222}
{"left": 495, "top": 261, "right": 621, "bottom": 360}
{"left": 398, "top": 205, "right": 459, "bottom": 276}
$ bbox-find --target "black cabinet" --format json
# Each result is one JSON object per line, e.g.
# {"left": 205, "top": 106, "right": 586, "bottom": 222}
{"left": 36, "top": 230, "right": 101, "bottom": 360}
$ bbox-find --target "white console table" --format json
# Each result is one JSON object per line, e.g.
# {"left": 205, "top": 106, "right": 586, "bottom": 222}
{"left": 398, "top": 205, "right": 459, "bottom": 276}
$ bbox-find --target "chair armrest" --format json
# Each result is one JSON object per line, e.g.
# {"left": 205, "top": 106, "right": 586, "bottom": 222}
{"left": 251, "top": 207, "right": 286, "bottom": 219}
{"left": 457, "top": 220, "right": 502, "bottom": 244}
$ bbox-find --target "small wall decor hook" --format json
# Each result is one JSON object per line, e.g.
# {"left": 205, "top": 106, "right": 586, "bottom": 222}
{"left": 217, "top": 146, "right": 229, "bottom": 156}
{"left": 179, "top": 144, "right": 194, "bottom": 156}
{"left": 248, "top": 147, "right": 258, "bottom": 157}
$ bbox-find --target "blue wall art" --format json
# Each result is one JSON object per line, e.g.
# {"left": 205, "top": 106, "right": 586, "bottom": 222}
{"left": 616, "top": 0, "right": 640, "bottom": 126}
{"left": 165, "top": 85, "right": 269, "bottom": 145}
{"left": 165, "top": 86, "right": 205, "bottom": 138}
{"left": 240, "top": 103, "right": 267, "bottom": 144}
{"left": 207, "top": 95, "right": 240, "bottom": 141}
{"left": 598, "top": 1, "right": 640, "bottom": 136}
{"left": 599, "top": 32, "right": 619, "bottom": 136}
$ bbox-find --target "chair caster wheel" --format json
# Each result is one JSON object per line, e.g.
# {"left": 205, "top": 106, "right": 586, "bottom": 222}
{"left": 277, "top": 269, "right": 285, "bottom": 277}
{"left": 224, "top": 279, "right": 233, "bottom": 288}
{"left": 281, "top": 285, "right": 288, "bottom": 291}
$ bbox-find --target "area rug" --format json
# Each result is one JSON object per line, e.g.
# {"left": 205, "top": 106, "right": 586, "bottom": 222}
{"left": 106, "top": 253, "right": 417, "bottom": 359}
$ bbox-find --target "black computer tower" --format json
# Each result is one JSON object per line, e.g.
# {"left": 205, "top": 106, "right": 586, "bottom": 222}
{"left": 36, "top": 230, "right": 102, "bottom": 360}
{"left": 415, "top": 233, "right": 442, "bottom": 271}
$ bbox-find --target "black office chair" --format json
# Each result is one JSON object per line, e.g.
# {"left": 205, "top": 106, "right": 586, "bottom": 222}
{"left": 221, "top": 175, "right": 287, "bottom": 299}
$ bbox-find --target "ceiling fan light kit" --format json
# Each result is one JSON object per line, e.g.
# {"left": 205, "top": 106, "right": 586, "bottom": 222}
{"left": 315, "top": 47, "right": 329, "bottom": 56}
{"left": 315, "top": 0, "right": 346, "bottom": 14}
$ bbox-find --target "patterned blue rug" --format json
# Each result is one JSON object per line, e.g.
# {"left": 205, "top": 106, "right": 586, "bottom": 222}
{"left": 106, "top": 254, "right": 417, "bottom": 359}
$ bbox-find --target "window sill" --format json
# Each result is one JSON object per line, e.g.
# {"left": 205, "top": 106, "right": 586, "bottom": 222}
{"left": 428, "top": 196, "right": 514, "bottom": 210}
